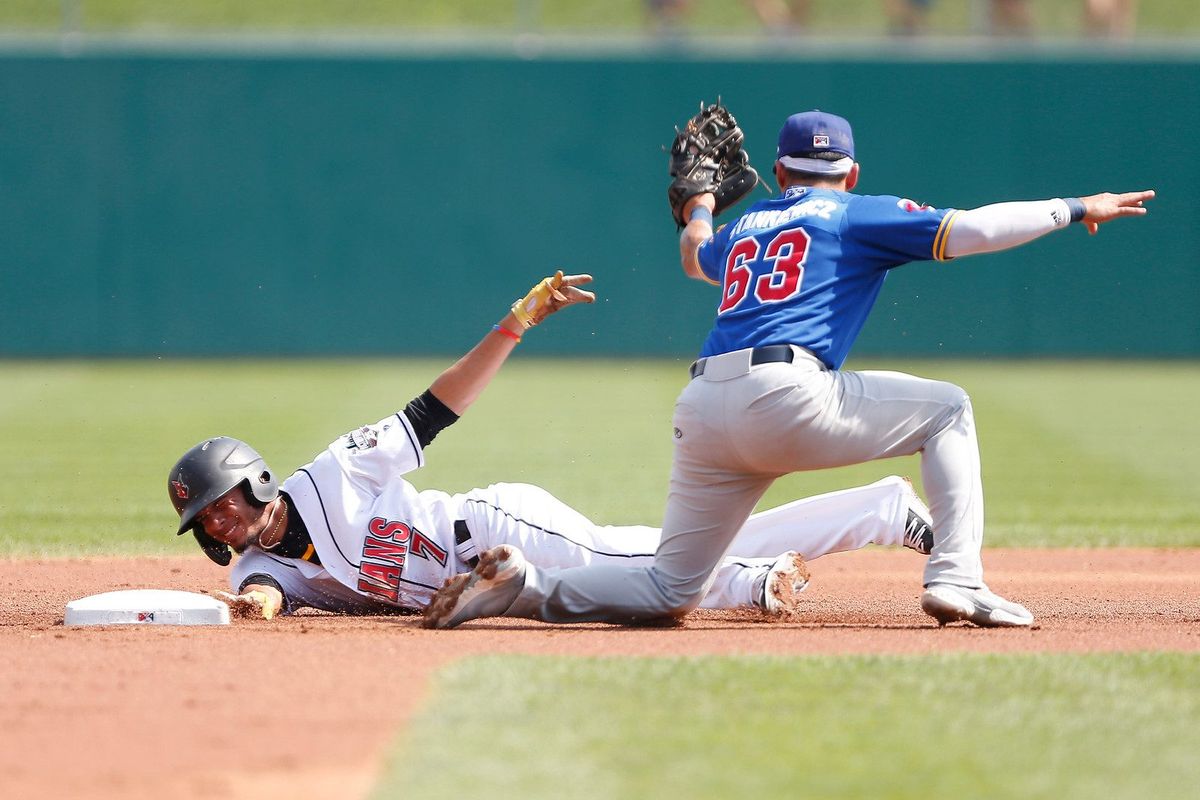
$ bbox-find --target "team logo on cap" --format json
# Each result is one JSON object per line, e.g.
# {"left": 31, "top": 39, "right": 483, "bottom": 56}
{"left": 171, "top": 477, "right": 190, "bottom": 500}
{"left": 813, "top": 135, "right": 830, "bottom": 148}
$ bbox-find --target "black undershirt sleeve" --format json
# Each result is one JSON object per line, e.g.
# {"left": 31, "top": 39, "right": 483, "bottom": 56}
{"left": 402, "top": 389, "right": 461, "bottom": 449}
{"left": 239, "top": 573, "right": 284, "bottom": 595}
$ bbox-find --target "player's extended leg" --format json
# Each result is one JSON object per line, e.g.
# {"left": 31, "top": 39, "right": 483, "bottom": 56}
{"left": 458, "top": 482, "right": 662, "bottom": 570}
{"left": 464, "top": 477, "right": 923, "bottom": 562}
{"left": 702, "top": 474, "right": 932, "bottom": 609}
{"left": 496, "top": 475, "right": 772, "bottom": 622}
{"left": 459, "top": 482, "right": 787, "bottom": 611}
{"left": 727, "top": 474, "right": 929, "bottom": 559}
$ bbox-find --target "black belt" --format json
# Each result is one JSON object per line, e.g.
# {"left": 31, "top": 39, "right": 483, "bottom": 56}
{"left": 689, "top": 345, "right": 795, "bottom": 379}
{"left": 453, "top": 520, "right": 479, "bottom": 568}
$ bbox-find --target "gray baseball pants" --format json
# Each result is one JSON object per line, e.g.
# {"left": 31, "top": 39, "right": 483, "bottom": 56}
{"left": 506, "top": 345, "right": 984, "bottom": 624}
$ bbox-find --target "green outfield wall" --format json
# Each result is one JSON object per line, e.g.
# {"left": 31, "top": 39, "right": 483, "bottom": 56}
{"left": 1, "top": 45, "right": 1195, "bottom": 357}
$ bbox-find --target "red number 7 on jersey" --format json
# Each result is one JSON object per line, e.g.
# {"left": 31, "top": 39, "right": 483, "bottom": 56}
{"left": 717, "top": 228, "right": 811, "bottom": 314}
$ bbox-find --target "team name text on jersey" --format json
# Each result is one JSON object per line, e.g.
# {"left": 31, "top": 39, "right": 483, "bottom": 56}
{"left": 356, "top": 516, "right": 448, "bottom": 602}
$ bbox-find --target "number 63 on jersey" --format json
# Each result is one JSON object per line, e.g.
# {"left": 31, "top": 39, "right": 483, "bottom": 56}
{"left": 718, "top": 228, "right": 811, "bottom": 314}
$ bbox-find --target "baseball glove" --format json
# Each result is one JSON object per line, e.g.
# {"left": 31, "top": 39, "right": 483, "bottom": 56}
{"left": 667, "top": 101, "right": 760, "bottom": 228}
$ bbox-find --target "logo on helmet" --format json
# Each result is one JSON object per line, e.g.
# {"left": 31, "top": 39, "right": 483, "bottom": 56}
{"left": 171, "top": 478, "right": 190, "bottom": 500}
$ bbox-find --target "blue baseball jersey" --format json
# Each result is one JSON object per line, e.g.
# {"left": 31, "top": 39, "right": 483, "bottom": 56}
{"left": 696, "top": 186, "right": 959, "bottom": 369}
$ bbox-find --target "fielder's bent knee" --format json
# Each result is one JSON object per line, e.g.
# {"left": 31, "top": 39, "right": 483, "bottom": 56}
{"left": 930, "top": 382, "right": 973, "bottom": 430}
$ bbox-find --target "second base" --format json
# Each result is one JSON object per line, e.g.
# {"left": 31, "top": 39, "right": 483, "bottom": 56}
{"left": 65, "top": 589, "right": 231, "bottom": 626}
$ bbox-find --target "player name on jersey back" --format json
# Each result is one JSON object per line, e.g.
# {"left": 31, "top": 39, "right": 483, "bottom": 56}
{"left": 729, "top": 197, "right": 840, "bottom": 237}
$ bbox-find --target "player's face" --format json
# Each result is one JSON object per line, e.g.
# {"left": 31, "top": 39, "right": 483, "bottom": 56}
{"left": 194, "top": 486, "right": 270, "bottom": 553}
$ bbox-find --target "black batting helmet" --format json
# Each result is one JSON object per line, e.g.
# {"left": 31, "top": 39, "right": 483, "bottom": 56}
{"left": 167, "top": 437, "right": 279, "bottom": 566}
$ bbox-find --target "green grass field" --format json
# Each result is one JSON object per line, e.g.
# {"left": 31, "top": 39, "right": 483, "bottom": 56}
{"left": 383, "top": 652, "right": 1200, "bottom": 800}
{"left": 4, "top": 0, "right": 1200, "bottom": 38}
{"left": 1, "top": 358, "right": 1197, "bottom": 556}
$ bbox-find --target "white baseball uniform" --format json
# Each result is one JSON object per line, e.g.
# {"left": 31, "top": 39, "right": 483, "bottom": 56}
{"left": 230, "top": 412, "right": 924, "bottom": 614}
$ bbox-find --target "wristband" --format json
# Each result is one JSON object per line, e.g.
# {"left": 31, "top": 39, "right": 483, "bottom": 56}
{"left": 1064, "top": 197, "right": 1087, "bottom": 224}
{"left": 492, "top": 324, "right": 522, "bottom": 343}
{"left": 688, "top": 206, "right": 714, "bottom": 225}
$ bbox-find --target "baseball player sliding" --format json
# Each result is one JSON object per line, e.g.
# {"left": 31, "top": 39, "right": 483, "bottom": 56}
{"left": 168, "top": 271, "right": 935, "bottom": 620}
{"left": 423, "top": 106, "right": 1154, "bottom": 630}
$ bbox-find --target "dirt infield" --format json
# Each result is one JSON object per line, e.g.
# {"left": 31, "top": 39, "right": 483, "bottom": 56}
{"left": 2, "top": 548, "right": 1197, "bottom": 800}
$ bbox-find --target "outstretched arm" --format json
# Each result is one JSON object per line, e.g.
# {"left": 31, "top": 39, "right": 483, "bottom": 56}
{"left": 428, "top": 272, "right": 595, "bottom": 415}
{"left": 944, "top": 189, "right": 1154, "bottom": 258}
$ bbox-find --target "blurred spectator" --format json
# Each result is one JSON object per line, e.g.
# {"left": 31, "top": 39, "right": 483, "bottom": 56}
{"left": 1084, "top": 0, "right": 1137, "bottom": 39}
{"left": 884, "top": 0, "right": 1033, "bottom": 38}
{"left": 745, "top": 0, "right": 812, "bottom": 32}
{"left": 645, "top": 0, "right": 692, "bottom": 36}
{"left": 883, "top": 0, "right": 933, "bottom": 36}
{"left": 987, "top": 0, "right": 1033, "bottom": 36}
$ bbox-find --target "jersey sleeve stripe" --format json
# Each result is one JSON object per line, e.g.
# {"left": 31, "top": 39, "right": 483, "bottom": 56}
{"left": 393, "top": 411, "right": 425, "bottom": 468}
{"left": 699, "top": 271, "right": 721, "bottom": 287}
{"left": 933, "top": 210, "right": 961, "bottom": 262}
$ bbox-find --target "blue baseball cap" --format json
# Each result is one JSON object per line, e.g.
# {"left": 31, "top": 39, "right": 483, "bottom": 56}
{"left": 777, "top": 110, "right": 855, "bottom": 174}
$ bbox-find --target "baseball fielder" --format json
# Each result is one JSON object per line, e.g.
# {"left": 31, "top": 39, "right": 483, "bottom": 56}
{"left": 168, "top": 271, "right": 934, "bottom": 619}
{"left": 424, "top": 107, "right": 1154, "bottom": 629}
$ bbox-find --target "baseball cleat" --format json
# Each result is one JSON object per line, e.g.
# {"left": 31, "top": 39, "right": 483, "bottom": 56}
{"left": 900, "top": 477, "right": 934, "bottom": 555}
{"left": 920, "top": 583, "right": 1034, "bottom": 628}
{"left": 760, "top": 551, "right": 811, "bottom": 615}
{"left": 422, "top": 545, "right": 527, "bottom": 629}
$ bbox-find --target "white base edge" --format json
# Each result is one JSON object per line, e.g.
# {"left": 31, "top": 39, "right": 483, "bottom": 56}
{"left": 64, "top": 589, "right": 231, "bottom": 626}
